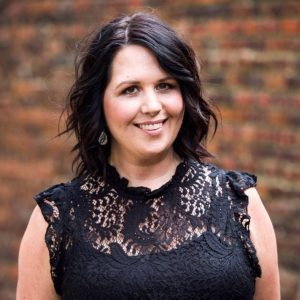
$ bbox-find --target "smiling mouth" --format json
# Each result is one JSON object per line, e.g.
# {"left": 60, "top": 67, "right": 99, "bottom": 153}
{"left": 135, "top": 119, "right": 167, "bottom": 131}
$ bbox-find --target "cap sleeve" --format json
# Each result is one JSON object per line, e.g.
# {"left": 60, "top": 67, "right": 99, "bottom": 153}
{"left": 34, "top": 183, "right": 67, "bottom": 295}
{"left": 226, "top": 171, "right": 262, "bottom": 277}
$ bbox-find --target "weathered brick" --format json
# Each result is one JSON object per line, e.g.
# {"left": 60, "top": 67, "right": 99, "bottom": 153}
{"left": 1, "top": 1, "right": 299, "bottom": 299}
{"left": 281, "top": 19, "right": 300, "bottom": 33}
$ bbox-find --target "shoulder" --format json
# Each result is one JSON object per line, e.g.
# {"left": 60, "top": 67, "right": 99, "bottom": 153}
{"left": 34, "top": 176, "right": 83, "bottom": 215}
{"left": 245, "top": 188, "right": 280, "bottom": 299}
{"left": 187, "top": 160, "right": 280, "bottom": 298}
{"left": 187, "top": 159, "right": 257, "bottom": 190}
{"left": 34, "top": 177, "right": 80, "bottom": 201}
{"left": 18, "top": 206, "right": 49, "bottom": 264}
{"left": 17, "top": 206, "right": 59, "bottom": 299}
{"left": 186, "top": 159, "right": 224, "bottom": 179}
{"left": 17, "top": 177, "right": 81, "bottom": 299}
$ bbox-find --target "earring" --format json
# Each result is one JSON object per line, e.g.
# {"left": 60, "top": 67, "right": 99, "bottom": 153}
{"left": 98, "top": 131, "right": 108, "bottom": 145}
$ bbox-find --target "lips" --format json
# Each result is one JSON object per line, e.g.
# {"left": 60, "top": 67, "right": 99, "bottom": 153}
{"left": 135, "top": 119, "right": 167, "bottom": 131}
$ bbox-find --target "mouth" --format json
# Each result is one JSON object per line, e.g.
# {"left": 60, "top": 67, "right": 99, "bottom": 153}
{"left": 135, "top": 119, "right": 167, "bottom": 131}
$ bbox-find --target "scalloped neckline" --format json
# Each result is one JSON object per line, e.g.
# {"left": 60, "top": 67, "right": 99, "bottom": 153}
{"left": 106, "top": 159, "right": 188, "bottom": 197}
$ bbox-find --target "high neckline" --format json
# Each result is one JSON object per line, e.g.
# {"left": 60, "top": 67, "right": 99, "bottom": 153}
{"left": 106, "top": 159, "right": 189, "bottom": 197}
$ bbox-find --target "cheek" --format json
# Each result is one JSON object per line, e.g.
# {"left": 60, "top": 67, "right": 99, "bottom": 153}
{"left": 165, "top": 93, "right": 185, "bottom": 118}
{"left": 104, "top": 98, "right": 138, "bottom": 128}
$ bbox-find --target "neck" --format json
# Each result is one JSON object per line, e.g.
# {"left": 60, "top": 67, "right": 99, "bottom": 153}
{"left": 108, "top": 150, "right": 182, "bottom": 190}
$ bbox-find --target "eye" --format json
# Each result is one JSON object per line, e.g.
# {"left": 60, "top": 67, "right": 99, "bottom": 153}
{"left": 156, "top": 82, "right": 174, "bottom": 91}
{"left": 122, "top": 85, "right": 139, "bottom": 95}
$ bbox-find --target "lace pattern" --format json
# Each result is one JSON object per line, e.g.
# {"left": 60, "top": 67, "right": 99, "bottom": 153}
{"left": 34, "top": 184, "right": 67, "bottom": 294}
{"left": 226, "top": 171, "right": 261, "bottom": 276}
{"left": 35, "top": 159, "right": 261, "bottom": 299}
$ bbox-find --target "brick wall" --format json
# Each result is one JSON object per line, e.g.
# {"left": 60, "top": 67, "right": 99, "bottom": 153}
{"left": 0, "top": 0, "right": 299, "bottom": 299}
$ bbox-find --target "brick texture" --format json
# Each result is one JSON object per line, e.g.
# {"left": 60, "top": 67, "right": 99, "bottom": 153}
{"left": 0, "top": 0, "right": 299, "bottom": 299}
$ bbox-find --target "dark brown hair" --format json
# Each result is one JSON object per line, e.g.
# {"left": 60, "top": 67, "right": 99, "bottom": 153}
{"left": 61, "top": 12, "right": 218, "bottom": 177}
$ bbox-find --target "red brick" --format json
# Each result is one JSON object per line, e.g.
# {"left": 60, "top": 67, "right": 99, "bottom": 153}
{"left": 281, "top": 19, "right": 300, "bottom": 33}
{"left": 1, "top": 1, "right": 300, "bottom": 297}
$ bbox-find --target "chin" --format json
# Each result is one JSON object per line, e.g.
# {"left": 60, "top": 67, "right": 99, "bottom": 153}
{"left": 135, "top": 143, "right": 173, "bottom": 159}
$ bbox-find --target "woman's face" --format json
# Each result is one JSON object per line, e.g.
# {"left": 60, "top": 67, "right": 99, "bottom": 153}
{"left": 103, "top": 45, "right": 185, "bottom": 162}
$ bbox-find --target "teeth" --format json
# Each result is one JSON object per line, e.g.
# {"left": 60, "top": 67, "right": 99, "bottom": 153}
{"left": 138, "top": 122, "right": 163, "bottom": 131}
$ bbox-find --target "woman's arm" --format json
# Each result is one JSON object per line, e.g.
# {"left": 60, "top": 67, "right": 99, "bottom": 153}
{"left": 245, "top": 187, "right": 280, "bottom": 300}
{"left": 17, "top": 205, "right": 60, "bottom": 300}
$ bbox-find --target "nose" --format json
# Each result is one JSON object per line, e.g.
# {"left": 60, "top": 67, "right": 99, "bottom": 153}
{"left": 141, "top": 89, "right": 162, "bottom": 116}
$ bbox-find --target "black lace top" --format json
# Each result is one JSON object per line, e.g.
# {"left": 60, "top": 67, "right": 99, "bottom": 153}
{"left": 35, "top": 159, "right": 261, "bottom": 300}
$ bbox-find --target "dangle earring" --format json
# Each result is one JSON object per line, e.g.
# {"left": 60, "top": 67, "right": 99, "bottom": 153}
{"left": 98, "top": 130, "right": 108, "bottom": 145}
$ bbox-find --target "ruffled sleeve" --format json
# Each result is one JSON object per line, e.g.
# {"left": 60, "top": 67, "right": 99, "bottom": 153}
{"left": 34, "top": 183, "right": 68, "bottom": 295}
{"left": 226, "top": 171, "right": 262, "bottom": 278}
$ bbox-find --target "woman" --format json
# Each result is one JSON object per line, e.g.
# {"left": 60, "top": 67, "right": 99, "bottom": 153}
{"left": 17, "top": 13, "right": 280, "bottom": 300}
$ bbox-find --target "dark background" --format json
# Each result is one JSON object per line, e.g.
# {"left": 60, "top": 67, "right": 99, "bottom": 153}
{"left": 0, "top": 0, "right": 299, "bottom": 299}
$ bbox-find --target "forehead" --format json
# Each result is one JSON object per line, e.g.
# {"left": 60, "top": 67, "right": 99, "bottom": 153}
{"left": 108, "top": 45, "right": 168, "bottom": 83}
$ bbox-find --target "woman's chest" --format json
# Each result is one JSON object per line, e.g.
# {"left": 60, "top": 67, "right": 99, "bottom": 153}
{"left": 61, "top": 231, "right": 255, "bottom": 300}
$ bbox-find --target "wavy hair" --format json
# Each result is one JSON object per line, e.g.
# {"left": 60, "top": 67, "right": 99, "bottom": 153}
{"left": 61, "top": 12, "right": 218, "bottom": 177}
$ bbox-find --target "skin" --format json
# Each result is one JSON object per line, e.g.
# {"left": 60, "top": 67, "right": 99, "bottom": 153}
{"left": 17, "top": 206, "right": 59, "bottom": 300}
{"left": 103, "top": 45, "right": 185, "bottom": 189}
{"left": 17, "top": 45, "right": 280, "bottom": 299}
{"left": 17, "top": 190, "right": 280, "bottom": 299}
{"left": 246, "top": 188, "right": 281, "bottom": 300}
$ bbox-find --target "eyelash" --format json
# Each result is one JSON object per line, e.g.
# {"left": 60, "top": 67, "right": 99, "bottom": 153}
{"left": 123, "top": 86, "right": 139, "bottom": 95}
{"left": 122, "top": 83, "right": 176, "bottom": 96}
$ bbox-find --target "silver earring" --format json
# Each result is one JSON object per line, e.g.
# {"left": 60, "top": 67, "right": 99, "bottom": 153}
{"left": 98, "top": 131, "right": 108, "bottom": 145}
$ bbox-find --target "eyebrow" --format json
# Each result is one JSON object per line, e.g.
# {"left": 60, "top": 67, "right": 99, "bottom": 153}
{"left": 115, "top": 76, "right": 175, "bottom": 90}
